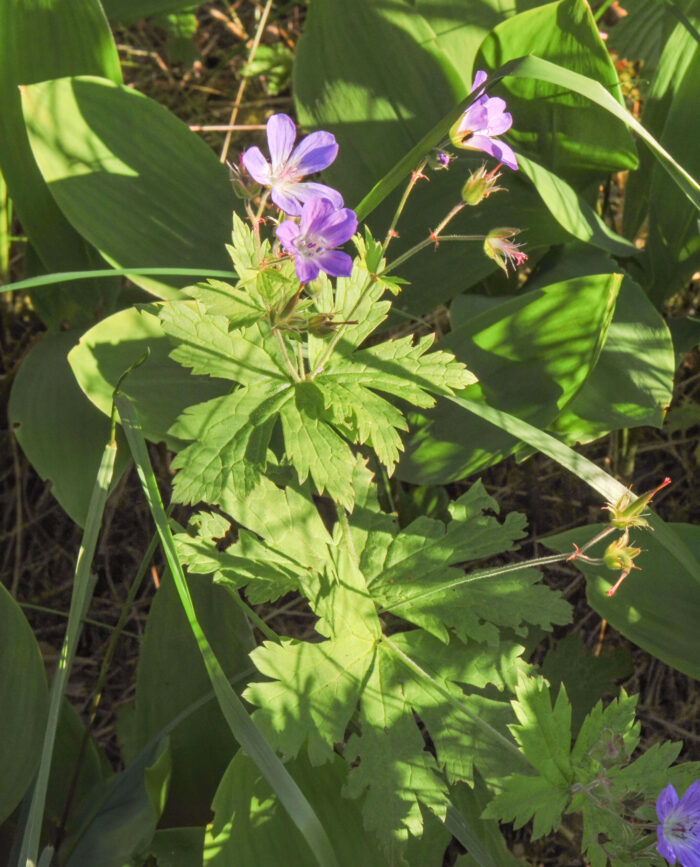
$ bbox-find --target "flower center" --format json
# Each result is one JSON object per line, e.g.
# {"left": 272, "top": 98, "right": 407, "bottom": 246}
{"left": 295, "top": 234, "right": 324, "bottom": 258}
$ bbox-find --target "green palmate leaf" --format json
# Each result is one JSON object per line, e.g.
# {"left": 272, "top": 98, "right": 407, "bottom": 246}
{"left": 343, "top": 647, "right": 450, "bottom": 852}
{"left": 245, "top": 632, "right": 377, "bottom": 766}
{"left": 164, "top": 248, "right": 473, "bottom": 510}
{"left": 483, "top": 676, "right": 573, "bottom": 838}
{"left": 367, "top": 481, "right": 571, "bottom": 644}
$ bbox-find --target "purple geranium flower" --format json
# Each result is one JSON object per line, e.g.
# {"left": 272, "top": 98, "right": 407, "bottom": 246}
{"left": 242, "top": 113, "right": 343, "bottom": 216}
{"left": 657, "top": 782, "right": 700, "bottom": 866}
{"left": 452, "top": 70, "right": 518, "bottom": 171}
{"left": 276, "top": 198, "right": 358, "bottom": 283}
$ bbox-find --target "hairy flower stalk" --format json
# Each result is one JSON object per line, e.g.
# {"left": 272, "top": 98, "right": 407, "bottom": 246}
{"left": 276, "top": 197, "right": 358, "bottom": 283}
{"left": 450, "top": 70, "right": 518, "bottom": 171}
{"left": 242, "top": 113, "right": 343, "bottom": 216}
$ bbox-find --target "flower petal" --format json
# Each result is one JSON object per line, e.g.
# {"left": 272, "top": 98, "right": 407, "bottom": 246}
{"left": 458, "top": 103, "right": 489, "bottom": 136}
{"left": 241, "top": 147, "right": 271, "bottom": 185}
{"left": 270, "top": 188, "right": 304, "bottom": 216}
{"left": 471, "top": 69, "right": 488, "bottom": 93}
{"left": 299, "top": 197, "right": 336, "bottom": 235}
{"left": 679, "top": 781, "right": 700, "bottom": 817}
{"left": 288, "top": 130, "right": 339, "bottom": 175}
{"left": 318, "top": 207, "right": 358, "bottom": 248}
{"left": 275, "top": 220, "right": 300, "bottom": 254}
{"left": 466, "top": 134, "right": 518, "bottom": 171}
{"left": 483, "top": 98, "right": 513, "bottom": 135}
{"left": 295, "top": 256, "right": 320, "bottom": 283}
{"left": 266, "top": 113, "right": 297, "bottom": 172}
{"left": 657, "top": 785, "right": 680, "bottom": 822}
{"left": 656, "top": 826, "right": 677, "bottom": 865}
{"left": 294, "top": 181, "right": 344, "bottom": 210}
{"left": 672, "top": 841, "right": 700, "bottom": 867}
{"left": 315, "top": 249, "right": 353, "bottom": 278}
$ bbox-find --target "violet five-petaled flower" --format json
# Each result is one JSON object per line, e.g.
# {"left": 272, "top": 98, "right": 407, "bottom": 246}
{"left": 657, "top": 782, "right": 700, "bottom": 866}
{"left": 276, "top": 197, "right": 358, "bottom": 284}
{"left": 242, "top": 113, "right": 343, "bottom": 216}
{"left": 453, "top": 70, "right": 518, "bottom": 171}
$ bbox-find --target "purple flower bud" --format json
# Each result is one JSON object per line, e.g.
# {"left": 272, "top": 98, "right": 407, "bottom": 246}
{"left": 276, "top": 198, "right": 358, "bottom": 283}
{"left": 241, "top": 113, "right": 344, "bottom": 216}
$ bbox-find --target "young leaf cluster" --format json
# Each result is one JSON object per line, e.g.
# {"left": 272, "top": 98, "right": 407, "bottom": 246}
{"left": 159, "top": 218, "right": 474, "bottom": 511}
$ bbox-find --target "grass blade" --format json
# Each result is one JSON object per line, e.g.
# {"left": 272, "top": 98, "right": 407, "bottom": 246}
{"left": 114, "top": 393, "right": 340, "bottom": 867}
{"left": 17, "top": 438, "right": 118, "bottom": 867}
{"left": 1, "top": 267, "right": 238, "bottom": 295}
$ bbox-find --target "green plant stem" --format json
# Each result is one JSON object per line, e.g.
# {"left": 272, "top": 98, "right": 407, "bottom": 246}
{"left": 382, "top": 233, "right": 484, "bottom": 275}
{"left": 273, "top": 327, "right": 302, "bottom": 381}
{"left": 379, "top": 552, "right": 570, "bottom": 614}
{"left": 381, "top": 634, "right": 531, "bottom": 768}
{"left": 381, "top": 156, "right": 428, "bottom": 254}
{"left": 594, "top": 0, "right": 615, "bottom": 21}
{"left": 17, "top": 602, "right": 140, "bottom": 639}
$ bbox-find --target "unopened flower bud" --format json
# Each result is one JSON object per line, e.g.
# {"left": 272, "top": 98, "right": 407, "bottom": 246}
{"left": 483, "top": 228, "right": 528, "bottom": 274}
{"left": 462, "top": 163, "right": 506, "bottom": 206}
{"left": 603, "top": 477, "right": 671, "bottom": 530}
{"left": 227, "top": 159, "right": 261, "bottom": 200}
{"left": 427, "top": 149, "right": 452, "bottom": 171}
{"left": 603, "top": 530, "right": 642, "bottom": 596}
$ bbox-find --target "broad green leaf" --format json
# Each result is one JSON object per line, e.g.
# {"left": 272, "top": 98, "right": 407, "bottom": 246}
{"left": 68, "top": 304, "right": 229, "bottom": 448}
{"left": 545, "top": 523, "right": 700, "bottom": 678}
{"left": 0, "top": 0, "right": 121, "bottom": 327}
{"left": 61, "top": 738, "right": 171, "bottom": 867}
{"left": 343, "top": 648, "right": 450, "bottom": 853}
{"left": 294, "top": 0, "right": 464, "bottom": 195}
{"left": 22, "top": 76, "right": 239, "bottom": 300}
{"left": 124, "top": 570, "right": 255, "bottom": 826}
{"left": 45, "top": 701, "right": 107, "bottom": 832}
{"left": 146, "top": 828, "right": 205, "bottom": 867}
{"left": 0, "top": 582, "right": 49, "bottom": 824}
{"left": 9, "top": 329, "right": 129, "bottom": 526}
{"left": 205, "top": 752, "right": 388, "bottom": 867}
{"left": 517, "top": 154, "right": 637, "bottom": 256}
{"left": 638, "top": 35, "right": 700, "bottom": 305}
{"left": 398, "top": 273, "right": 621, "bottom": 484}
{"left": 551, "top": 279, "right": 675, "bottom": 442}
{"left": 477, "top": 0, "right": 638, "bottom": 178}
